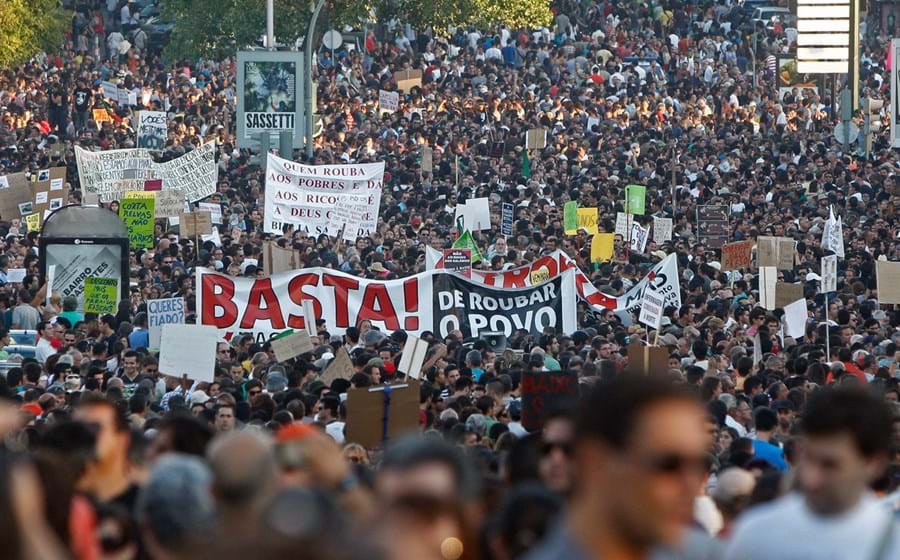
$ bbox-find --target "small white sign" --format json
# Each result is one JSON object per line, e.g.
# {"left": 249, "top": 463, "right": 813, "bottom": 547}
{"left": 638, "top": 287, "right": 665, "bottom": 330}
{"left": 159, "top": 324, "right": 217, "bottom": 382}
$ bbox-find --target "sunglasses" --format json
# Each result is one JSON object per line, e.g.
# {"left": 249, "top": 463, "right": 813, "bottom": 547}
{"left": 248, "top": 389, "right": 262, "bottom": 396}
{"left": 638, "top": 452, "right": 711, "bottom": 477}
{"left": 541, "top": 441, "right": 574, "bottom": 457}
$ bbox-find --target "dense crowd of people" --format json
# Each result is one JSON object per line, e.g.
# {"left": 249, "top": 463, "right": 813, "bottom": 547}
{"left": 0, "top": 0, "right": 898, "bottom": 558}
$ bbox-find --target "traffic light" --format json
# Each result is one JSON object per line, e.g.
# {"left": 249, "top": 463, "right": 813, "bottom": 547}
{"left": 865, "top": 98, "right": 884, "bottom": 132}
{"left": 863, "top": 97, "right": 884, "bottom": 157}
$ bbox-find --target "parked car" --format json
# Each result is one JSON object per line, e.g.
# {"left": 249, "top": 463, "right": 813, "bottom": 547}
{"left": 8, "top": 330, "right": 37, "bottom": 345}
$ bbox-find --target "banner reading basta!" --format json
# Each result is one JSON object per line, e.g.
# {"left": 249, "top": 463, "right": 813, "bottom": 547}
{"left": 196, "top": 267, "right": 577, "bottom": 343}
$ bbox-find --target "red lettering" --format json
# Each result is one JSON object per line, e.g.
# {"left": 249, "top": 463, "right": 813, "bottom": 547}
{"left": 532, "top": 256, "right": 559, "bottom": 278}
{"left": 201, "top": 274, "right": 237, "bottom": 328}
{"left": 239, "top": 278, "right": 286, "bottom": 329}
{"left": 503, "top": 267, "right": 530, "bottom": 288}
{"left": 403, "top": 277, "right": 418, "bottom": 330}
{"left": 286, "top": 273, "right": 320, "bottom": 329}
{"left": 323, "top": 273, "right": 359, "bottom": 328}
{"left": 357, "top": 284, "right": 400, "bottom": 330}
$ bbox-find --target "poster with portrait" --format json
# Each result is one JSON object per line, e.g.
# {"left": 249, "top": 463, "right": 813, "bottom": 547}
{"left": 236, "top": 51, "right": 304, "bottom": 149}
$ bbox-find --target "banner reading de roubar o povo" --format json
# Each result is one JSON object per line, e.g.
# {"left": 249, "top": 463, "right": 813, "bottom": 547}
{"left": 196, "top": 266, "right": 576, "bottom": 342}
{"left": 75, "top": 142, "right": 217, "bottom": 202}
{"left": 264, "top": 153, "right": 384, "bottom": 238}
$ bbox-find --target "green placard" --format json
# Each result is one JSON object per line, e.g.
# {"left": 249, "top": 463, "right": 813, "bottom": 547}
{"left": 120, "top": 192, "right": 156, "bottom": 249}
{"left": 625, "top": 184, "right": 646, "bottom": 215}
{"left": 84, "top": 277, "right": 119, "bottom": 314}
{"left": 453, "top": 230, "right": 483, "bottom": 263}
{"left": 563, "top": 201, "right": 578, "bottom": 234}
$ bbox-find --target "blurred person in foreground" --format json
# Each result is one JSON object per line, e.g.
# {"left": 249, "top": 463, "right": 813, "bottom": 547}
{"left": 725, "top": 388, "right": 898, "bottom": 559}
{"left": 525, "top": 374, "right": 719, "bottom": 559}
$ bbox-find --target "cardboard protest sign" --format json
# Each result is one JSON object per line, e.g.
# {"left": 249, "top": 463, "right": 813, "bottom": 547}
{"left": 198, "top": 202, "right": 222, "bottom": 224}
{"left": 393, "top": 69, "right": 423, "bottom": 92}
{"left": 876, "top": 261, "right": 900, "bottom": 304}
{"left": 638, "top": 288, "right": 665, "bottom": 329}
{"left": 653, "top": 217, "right": 673, "bottom": 242}
{"left": 452, "top": 231, "right": 483, "bottom": 264}
{"left": 521, "top": 370, "right": 579, "bottom": 432}
{"left": 821, "top": 254, "right": 838, "bottom": 294}
{"left": 75, "top": 142, "right": 217, "bottom": 202}
{"left": 501, "top": 203, "right": 514, "bottom": 236}
{"left": 625, "top": 184, "right": 646, "bottom": 215}
{"left": 264, "top": 153, "right": 384, "bottom": 238}
{"left": 775, "top": 282, "right": 804, "bottom": 309}
{"left": 526, "top": 128, "right": 547, "bottom": 150}
{"left": 721, "top": 240, "right": 753, "bottom": 271}
{"left": 757, "top": 236, "right": 795, "bottom": 270}
{"left": 84, "top": 277, "right": 119, "bottom": 314}
{"left": 421, "top": 146, "right": 433, "bottom": 173}
{"left": 783, "top": 299, "right": 807, "bottom": 339}
{"left": 346, "top": 380, "right": 421, "bottom": 448}
{"left": 92, "top": 108, "right": 112, "bottom": 124}
{"left": 270, "top": 330, "right": 313, "bottom": 363}
{"left": 615, "top": 212, "right": 629, "bottom": 237}
{"left": 630, "top": 223, "right": 649, "bottom": 253}
{"left": 626, "top": 342, "right": 669, "bottom": 375}
{"left": 397, "top": 335, "right": 429, "bottom": 379}
{"left": 442, "top": 248, "right": 472, "bottom": 278}
{"left": 148, "top": 297, "right": 185, "bottom": 349}
{"left": 577, "top": 208, "right": 598, "bottom": 234}
{"left": 563, "top": 201, "right": 578, "bottom": 235}
{"left": 321, "top": 346, "right": 355, "bottom": 386}
{"left": 120, "top": 192, "right": 156, "bottom": 249}
{"left": 759, "top": 267, "right": 778, "bottom": 310}
{"left": 144, "top": 179, "right": 162, "bottom": 191}
{"left": 159, "top": 324, "right": 217, "bottom": 382}
{"left": 263, "top": 241, "right": 302, "bottom": 275}
{"left": 0, "top": 173, "right": 35, "bottom": 220}
{"left": 378, "top": 90, "right": 399, "bottom": 112}
{"left": 24, "top": 213, "right": 41, "bottom": 233}
{"left": 6, "top": 269, "right": 26, "bottom": 284}
{"left": 591, "top": 233, "right": 615, "bottom": 263}
{"left": 31, "top": 167, "right": 66, "bottom": 215}
{"left": 136, "top": 111, "right": 167, "bottom": 150}
{"left": 301, "top": 300, "right": 317, "bottom": 336}
{"left": 155, "top": 189, "right": 184, "bottom": 218}
{"left": 455, "top": 198, "right": 491, "bottom": 232}
{"left": 696, "top": 205, "right": 729, "bottom": 249}
{"left": 179, "top": 211, "right": 212, "bottom": 237}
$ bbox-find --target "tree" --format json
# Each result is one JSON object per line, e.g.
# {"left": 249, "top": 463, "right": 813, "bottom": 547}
{"left": 161, "top": 0, "right": 552, "bottom": 62}
{"left": 0, "top": 0, "right": 69, "bottom": 68}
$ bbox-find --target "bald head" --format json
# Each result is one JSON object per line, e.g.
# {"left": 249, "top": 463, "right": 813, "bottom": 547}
{"left": 207, "top": 431, "right": 276, "bottom": 509}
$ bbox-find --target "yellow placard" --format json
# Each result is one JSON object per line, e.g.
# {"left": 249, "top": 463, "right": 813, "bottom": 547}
{"left": 577, "top": 208, "right": 598, "bottom": 234}
{"left": 25, "top": 212, "right": 41, "bottom": 232}
{"left": 591, "top": 233, "right": 615, "bottom": 262}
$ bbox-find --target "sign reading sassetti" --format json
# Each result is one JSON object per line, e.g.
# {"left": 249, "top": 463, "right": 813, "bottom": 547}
{"left": 236, "top": 51, "right": 305, "bottom": 150}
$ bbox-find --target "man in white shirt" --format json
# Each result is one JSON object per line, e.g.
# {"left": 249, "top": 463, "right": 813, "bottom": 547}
{"left": 725, "top": 388, "right": 898, "bottom": 559}
{"left": 35, "top": 321, "right": 57, "bottom": 365}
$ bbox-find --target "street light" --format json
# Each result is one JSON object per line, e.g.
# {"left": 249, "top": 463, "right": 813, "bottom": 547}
{"left": 305, "top": 0, "right": 326, "bottom": 160}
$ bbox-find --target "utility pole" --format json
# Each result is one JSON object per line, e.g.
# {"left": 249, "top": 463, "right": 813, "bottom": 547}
{"left": 848, "top": 0, "right": 860, "bottom": 110}
{"left": 266, "top": 0, "right": 275, "bottom": 48}
{"left": 305, "top": 0, "right": 326, "bottom": 160}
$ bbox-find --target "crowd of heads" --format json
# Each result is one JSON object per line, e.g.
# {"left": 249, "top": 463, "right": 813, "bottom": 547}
{"left": 0, "top": 0, "right": 899, "bottom": 558}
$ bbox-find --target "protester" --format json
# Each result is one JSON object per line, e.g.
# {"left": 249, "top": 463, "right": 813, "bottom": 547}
{"left": 0, "top": 0, "right": 898, "bottom": 558}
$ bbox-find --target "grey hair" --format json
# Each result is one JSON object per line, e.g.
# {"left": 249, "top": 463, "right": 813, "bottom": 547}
{"left": 718, "top": 393, "right": 737, "bottom": 410}
{"left": 137, "top": 454, "right": 214, "bottom": 552}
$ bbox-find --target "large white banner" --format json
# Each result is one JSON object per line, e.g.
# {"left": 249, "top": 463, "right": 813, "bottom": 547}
{"left": 75, "top": 142, "right": 217, "bottom": 202}
{"left": 427, "top": 247, "right": 681, "bottom": 313}
{"left": 136, "top": 111, "right": 167, "bottom": 150}
{"left": 892, "top": 39, "right": 900, "bottom": 149}
{"left": 196, "top": 266, "right": 577, "bottom": 342}
{"left": 264, "top": 153, "right": 384, "bottom": 239}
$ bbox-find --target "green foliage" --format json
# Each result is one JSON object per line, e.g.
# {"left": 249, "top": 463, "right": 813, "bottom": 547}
{"left": 161, "top": 0, "right": 552, "bottom": 62}
{"left": 0, "top": 0, "right": 70, "bottom": 68}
